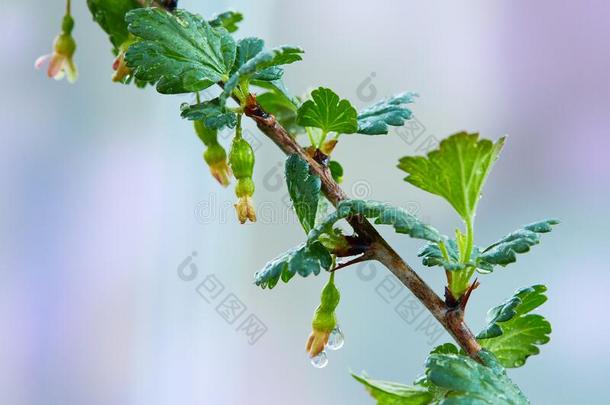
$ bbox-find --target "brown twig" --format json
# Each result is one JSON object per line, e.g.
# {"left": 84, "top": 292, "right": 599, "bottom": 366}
{"left": 243, "top": 95, "right": 482, "bottom": 361}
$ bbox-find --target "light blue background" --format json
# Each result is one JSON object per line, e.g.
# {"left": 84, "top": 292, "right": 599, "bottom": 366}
{"left": 2, "top": 1, "right": 609, "bottom": 404}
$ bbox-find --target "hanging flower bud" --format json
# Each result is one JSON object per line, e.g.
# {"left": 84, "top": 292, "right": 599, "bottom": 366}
{"left": 228, "top": 115, "right": 256, "bottom": 223}
{"left": 194, "top": 121, "right": 231, "bottom": 187}
{"left": 112, "top": 36, "right": 137, "bottom": 83}
{"left": 229, "top": 132, "right": 256, "bottom": 224}
{"left": 306, "top": 272, "right": 340, "bottom": 358}
{"left": 35, "top": 14, "right": 78, "bottom": 83}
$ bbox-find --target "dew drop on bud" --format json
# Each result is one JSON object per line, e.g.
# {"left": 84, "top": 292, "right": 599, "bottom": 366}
{"left": 310, "top": 351, "right": 328, "bottom": 368}
{"left": 326, "top": 326, "right": 344, "bottom": 351}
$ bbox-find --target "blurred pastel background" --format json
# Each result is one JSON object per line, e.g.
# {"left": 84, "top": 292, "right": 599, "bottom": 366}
{"left": 2, "top": 0, "right": 609, "bottom": 404}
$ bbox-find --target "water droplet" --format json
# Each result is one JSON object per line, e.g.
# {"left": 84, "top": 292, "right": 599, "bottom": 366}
{"left": 310, "top": 351, "right": 328, "bottom": 368}
{"left": 180, "top": 102, "right": 189, "bottom": 111}
{"left": 326, "top": 326, "right": 344, "bottom": 351}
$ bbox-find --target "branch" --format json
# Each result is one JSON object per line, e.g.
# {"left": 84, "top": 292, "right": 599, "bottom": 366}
{"left": 243, "top": 96, "right": 482, "bottom": 361}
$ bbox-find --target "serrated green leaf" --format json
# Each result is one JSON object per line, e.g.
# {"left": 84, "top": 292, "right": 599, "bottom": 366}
{"left": 180, "top": 98, "right": 237, "bottom": 129}
{"left": 125, "top": 8, "right": 236, "bottom": 94}
{"left": 398, "top": 132, "right": 505, "bottom": 223}
{"left": 285, "top": 155, "right": 321, "bottom": 233}
{"left": 230, "top": 37, "right": 287, "bottom": 85}
{"left": 352, "top": 374, "right": 433, "bottom": 405}
{"left": 419, "top": 240, "right": 466, "bottom": 271}
{"left": 309, "top": 199, "right": 442, "bottom": 244}
{"left": 418, "top": 240, "right": 492, "bottom": 273}
{"left": 478, "top": 220, "right": 559, "bottom": 268}
{"left": 221, "top": 46, "right": 304, "bottom": 103}
{"left": 87, "top": 0, "right": 141, "bottom": 52}
{"left": 208, "top": 11, "right": 243, "bottom": 33}
{"left": 254, "top": 242, "right": 332, "bottom": 289}
{"left": 425, "top": 351, "right": 528, "bottom": 404}
{"left": 430, "top": 343, "right": 460, "bottom": 355}
{"left": 357, "top": 92, "right": 417, "bottom": 135}
{"left": 478, "top": 285, "right": 551, "bottom": 368}
{"left": 297, "top": 87, "right": 358, "bottom": 135}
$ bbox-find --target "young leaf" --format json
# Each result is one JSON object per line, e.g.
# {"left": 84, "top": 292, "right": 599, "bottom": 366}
{"left": 352, "top": 373, "right": 433, "bottom": 405}
{"left": 419, "top": 240, "right": 467, "bottom": 271}
{"left": 477, "top": 285, "right": 551, "bottom": 368}
{"left": 419, "top": 241, "right": 492, "bottom": 273}
{"left": 181, "top": 98, "right": 237, "bottom": 129}
{"left": 398, "top": 132, "right": 505, "bottom": 223}
{"left": 430, "top": 343, "right": 460, "bottom": 355}
{"left": 221, "top": 46, "right": 304, "bottom": 103}
{"left": 478, "top": 219, "right": 559, "bottom": 268}
{"left": 297, "top": 87, "right": 358, "bottom": 135}
{"left": 425, "top": 350, "right": 528, "bottom": 404}
{"left": 309, "top": 199, "right": 442, "bottom": 244}
{"left": 125, "top": 8, "right": 236, "bottom": 94}
{"left": 87, "top": 0, "right": 140, "bottom": 52}
{"left": 357, "top": 92, "right": 417, "bottom": 135}
{"left": 231, "top": 38, "right": 286, "bottom": 83}
{"left": 285, "top": 155, "right": 321, "bottom": 233}
{"left": 208, "top": 11, "right": 243, "bottom": 33}
{"left": 256, "top": 91, "right": 299, "bottom": 133}
{"left": 254, "top": 242, "right": 332, "bottom": 289}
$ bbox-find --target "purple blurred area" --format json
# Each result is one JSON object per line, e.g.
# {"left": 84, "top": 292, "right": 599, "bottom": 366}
{"left": 1, "top": 1, "right": 609, "bottom": 404}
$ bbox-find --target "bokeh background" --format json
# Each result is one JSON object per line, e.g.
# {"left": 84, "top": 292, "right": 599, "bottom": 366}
{"left": 2, "top": 0, "right": 609, "bottom": 404}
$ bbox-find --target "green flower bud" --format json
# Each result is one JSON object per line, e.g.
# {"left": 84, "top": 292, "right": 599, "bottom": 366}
{"left": 194, "top": 121, "right": 231, "bottom": 187}
{"left": 235, "top": 178, "right": 255, "bottom": 198}
{"left": 307, "top": 273, "right": 340, "bottom": 357}
{"left": 229, "top": 130, "right": 256, "bottom": 223}
{"left": 61, "top": 15, "right": 74, "bottom": 35}
{"left": 194, "top": 120, "right": 218, "bottom": 146}
{"left": 229, "top": 137, "right": 255, "bottom": 180}
{"left": 54, "top": 33, "right": 76, "bottom": 57}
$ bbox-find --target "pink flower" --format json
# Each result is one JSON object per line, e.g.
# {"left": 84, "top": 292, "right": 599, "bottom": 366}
{"left": 35, "top": 15, "right": 77, "bottom": 83}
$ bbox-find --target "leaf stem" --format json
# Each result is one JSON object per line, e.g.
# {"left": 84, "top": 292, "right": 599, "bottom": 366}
{"left": 318, "top": 130, "right": 329, "bottom": 149}
{"left": 305, "top": 127, "right": 316, "bottom": 148}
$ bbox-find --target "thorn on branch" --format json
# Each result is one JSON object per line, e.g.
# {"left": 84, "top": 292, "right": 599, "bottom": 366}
{"left": 331, "top": 251, "right": 374, "bottom": 272}
{"left": 444, "top": 279, "right": 480, "bottom": 311}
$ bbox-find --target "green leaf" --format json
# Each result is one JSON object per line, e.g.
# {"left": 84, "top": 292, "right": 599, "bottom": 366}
{"left": 251, "top": 79, "right": 299, "bottom": 107}
{"left": 180, "top": 98, "right": 237, "bottom": 129}
{"left": 352, "top": 374, "right": 433, "bottom": 405}
{"left": 418, "top": 241, "right": 493, "bottom": 273}
{"left": 285, "top": 155, "right": 321, "bottom": 233}
{"left": 221, "top": 46, "right": 304, "bottom": 103}
{"left": 87, "top": 0, "right": 141, "bottom": 52}
{"left": 398, "top": 132, "right": 505, "bottom": 222}
{"left": 309, "top": 199, "right": 442, "bottom": 244}
{"left": 208, "top": 11, "right": 243, "bottom": 33}
{"left": 478, "top": 219, "right": 559, "bottom": 268}
{"left": 231, "top": 38, "right": 286, "bottom": 83}
{"left": 328, "top": 160, "right": 344, "bottom": 183}
{"left": 254, "top": 242, "right": 332, "bottom": 289}
{"left": 425, "top": 350, "right": 528, "bottom": 404}
{"left": 478, "top": 285, "right": 551, "bottom": 368}
{"left": 419, "top": 240, "right": 467, "bottom": 271}
{"left": 357, "top": 92, "right": 417, "bottom": 135}
{"left": 125, "top": 8, "right": 236, "bottom": 94}
{"left": 256, "top": 91, "right": 299, "bottom": 132}
{"left": 430, "top": 343, "right": 459, "bottom": 355}
{"left": 297, "top": 87, "right": 358, "bottom": 134}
